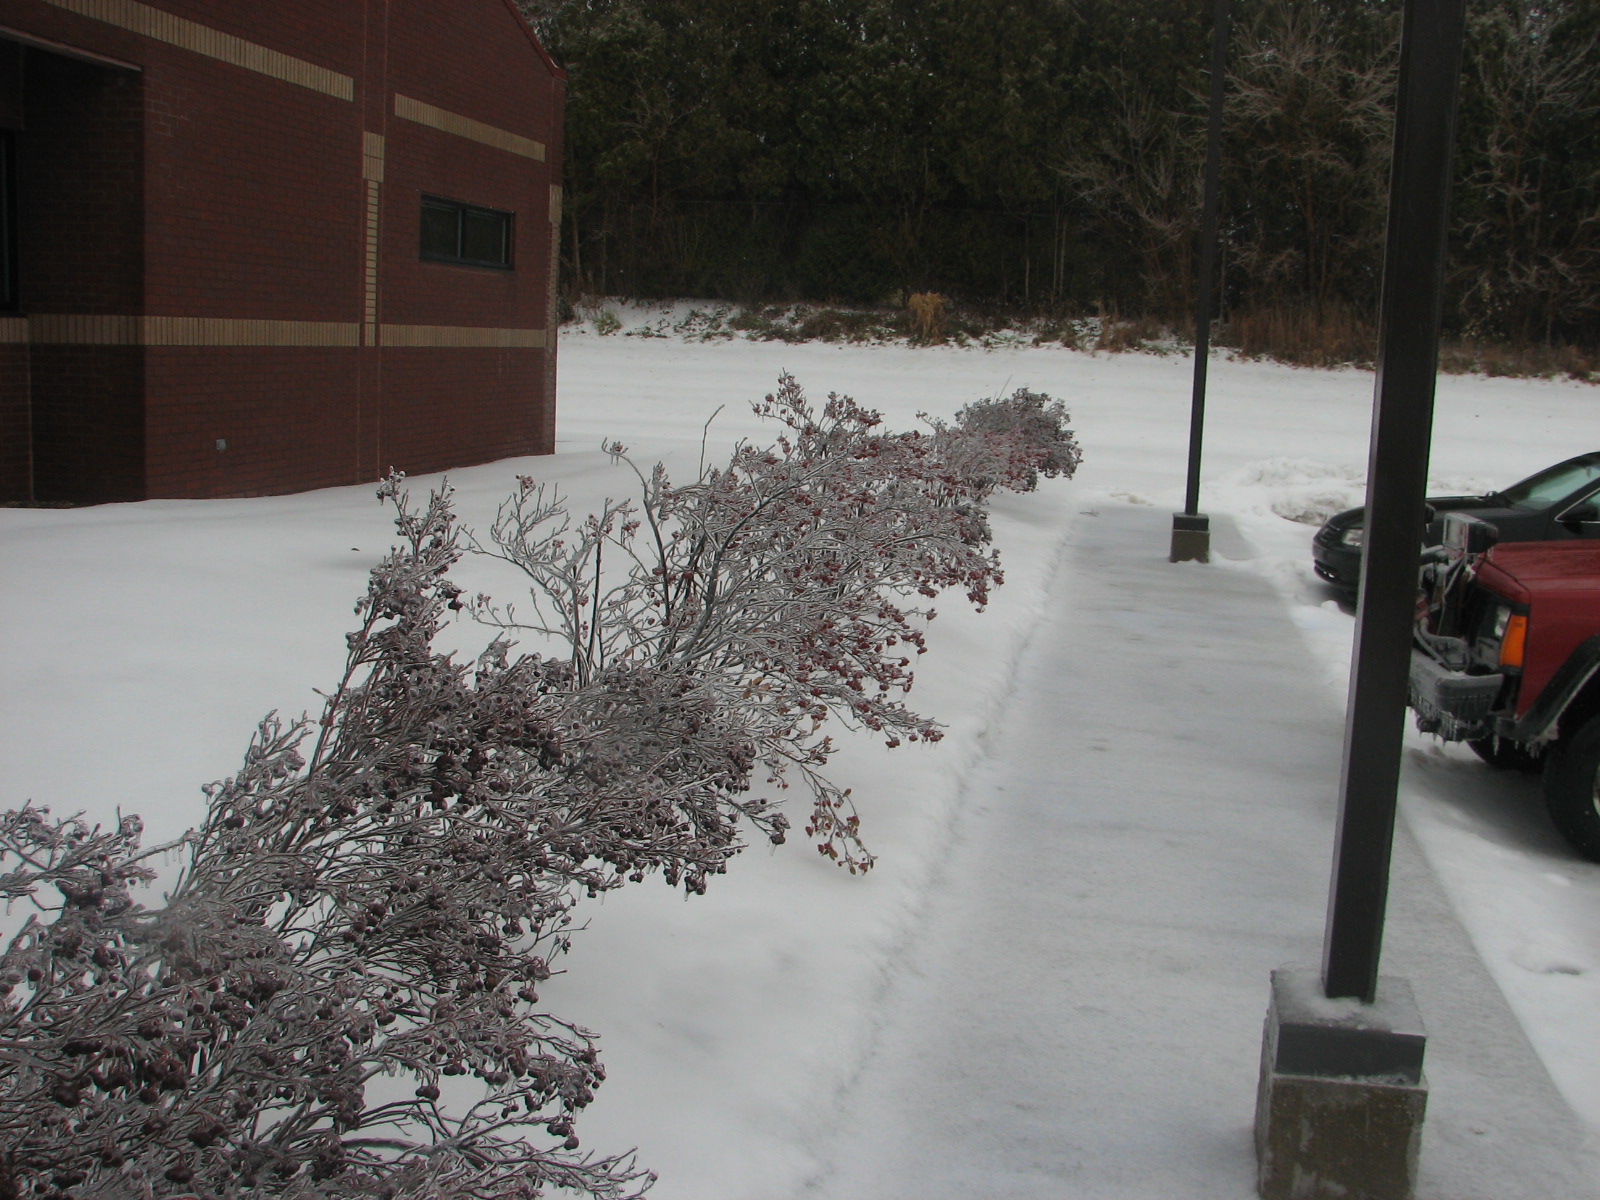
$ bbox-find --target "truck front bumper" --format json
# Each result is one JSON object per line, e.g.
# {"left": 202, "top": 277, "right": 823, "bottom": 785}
{"left": 1407, "top": 650, "right": 1504, "bottom": 740}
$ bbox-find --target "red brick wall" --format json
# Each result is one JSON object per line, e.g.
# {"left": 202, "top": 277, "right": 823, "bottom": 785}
{"left": 0, "top": 44, "right": 22, "bottom": 500}
{"left": 128, "top": 6, "right": 363, "bottom": 497}
{"left": 0, "top": 0, "right": 564, "bottom": 501}
{"left": 29, "top": 346, "right": 145, "bottom": 503}
{"left": 376, "top": 348, "right": 545, "bottom": 478}
{"left": 0, "top": 343, "right": 29, "bottom": 503}
{"left": 541, "top": 69, "right": 566, "bottom": 457}
{"left": 136, "top": 0, "right": 363, "bottom": 78}
{"left": 145, "top": 348, "right": 360, "bottom": 497}
{"left": 142, "top": 62, "right": 360, "bottom": 322}
{"left": 0, "top": 0, "right": 363, "bottom": 78}
{"left": 377, "top": 0, "right": 562, "bottom": 469}
{"left": 379, "top": 137, "right": 545, "bottom": 330}
{"left": 387, "top": 2, "right": 558, "bottom": 156}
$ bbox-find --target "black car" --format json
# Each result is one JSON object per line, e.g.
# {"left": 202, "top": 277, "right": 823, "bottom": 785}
{"left": 1312, "top": 450, "right": 1600, "bottom": 593}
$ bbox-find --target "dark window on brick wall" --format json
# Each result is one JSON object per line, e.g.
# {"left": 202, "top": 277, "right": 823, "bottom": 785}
{"left": 420, "top": 196, "right": 513, "bottom": 269}
{"left": 0, "top": 131, "right": 15, "bottom": 311}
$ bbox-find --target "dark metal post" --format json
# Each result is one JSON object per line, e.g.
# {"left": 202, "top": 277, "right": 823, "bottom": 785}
{"left": 1170, "top": 0, "right": 1230, "bottom": 563}
{"left": 1322, "top": 0, "right": 1467, "bottom": 1003}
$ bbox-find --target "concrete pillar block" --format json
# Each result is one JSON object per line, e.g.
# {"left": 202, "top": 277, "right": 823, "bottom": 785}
{"left": 1254, "top": 967, "right": 1428, "bottom": 1200}
{"left": 1170, "top": 511, "right": 1210, "bottom": 563}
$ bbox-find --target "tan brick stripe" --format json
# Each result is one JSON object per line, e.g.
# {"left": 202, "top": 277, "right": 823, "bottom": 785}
{"left": 380, "top": 324, "right": 546, "bottom": 349}
{"left": 362, "top": 181, "right": 382, "bottom": 347}
{"left": 41, "top": 0, "right": 354, "bottom": 99}
{"left": 28, "top": 314, "right": 141, "bottom": 343}
{"left": 28, "top": 315, "right": 360, "bottom": 345}
{"left": 394, "top": 93, "right": 544, "bottom": 161}
{"left": 545, "top": 185, "right": 561, "bottom": 403}
{"left": 362, "top": 132, "right": 386, "bottom": 184}
{"left": 24, "top": 315, "right": 544, "bottom": 348}
{"left": 362, "top": 133, "right": 385, "bottom": 348}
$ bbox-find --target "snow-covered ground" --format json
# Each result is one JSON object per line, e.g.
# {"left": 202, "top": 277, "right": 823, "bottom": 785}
{"left": 4, "top": 315, "right": 1600, "bottom": 1196}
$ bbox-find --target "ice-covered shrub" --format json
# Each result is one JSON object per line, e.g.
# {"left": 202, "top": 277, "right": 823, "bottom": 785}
{"left": 0, "top": 376, "right": 1078, "bottom": 1200}
{"left": 0, "top": 487, "right": 655, "bottom": 1200}
{"left": 924, "top": 386, "right": 1085, "bottom": 498}
{"left": 473, "top": 374, "right": 1078, "bottom": 870}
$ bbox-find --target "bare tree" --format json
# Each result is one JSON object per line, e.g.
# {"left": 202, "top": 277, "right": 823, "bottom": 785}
{"left": 1224, "top": 0, "right": 1397, "bottom": 316}
{"left": 1454, "top": 0, "right": 1600, "bottom": 344}
{"left": 1057, "top": 77, "right": 1204, "bottom": 320}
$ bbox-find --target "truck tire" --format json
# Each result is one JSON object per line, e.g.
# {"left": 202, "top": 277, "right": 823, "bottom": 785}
{"left": 1543, "top": 716, "right": 1600, "bottom": 862}
{"left": 1468, "top": 736, "right": 1543, "bottom": 773}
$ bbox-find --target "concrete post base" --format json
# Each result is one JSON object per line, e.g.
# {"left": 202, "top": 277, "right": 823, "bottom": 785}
{"left": 1169, "top": 511, "right": 1210, "bottom": 563}
{"left": 1255, "top": 968, "right": 1428, "bottom": 1200}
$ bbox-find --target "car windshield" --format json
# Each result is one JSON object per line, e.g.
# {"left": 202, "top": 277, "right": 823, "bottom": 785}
{"left": 1497, "top": 453, "right": 1600, "bottom": 510}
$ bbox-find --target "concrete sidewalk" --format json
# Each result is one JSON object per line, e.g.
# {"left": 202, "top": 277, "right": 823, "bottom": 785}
{"left": 811, "top": 502, "right": 1598, "bottom": 1199}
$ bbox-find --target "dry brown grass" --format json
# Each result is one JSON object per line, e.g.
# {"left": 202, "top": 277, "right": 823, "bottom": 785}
{"left": 1096, "top": 311, "right": 1167, "bottom": 352}
{"left": 1217, "top": 303, "right": 1377, "bottom": 368}
{"left": 572, "top": 295, "right": 1598, "bottom": 378}
{"left": 1437, "top": 339, "right": 1597, "bottom": 382}
{"left": 907, "top": 292, "right": 948, "bottom": 343}
{"left": 1216, "top": 302, "right": 1597, "bottom": 381}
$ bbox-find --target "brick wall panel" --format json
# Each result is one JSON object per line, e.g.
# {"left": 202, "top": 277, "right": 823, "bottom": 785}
{"left": 378, "top": 134, "right": 546, "bottom": 330}
{"left": 143, "top": 57, "right": 359, "bottom": 320}
{"left": 0, "top": 344, "right": 30, "bottom": 501}
{"left": 123, "top": 0, "right": 363, "bottom": 77}
{"left": 144, "top": 347, "right": 360, "bottom": 497}
{"left": 377, "top": 348, "right": 545, "bottom": 475}
{"left": 386, "top": 2, "right": 559, "bottom": 150}
{"left": 0, "top": 0, "right": 561, "bottom": 501}
{"left": 30, "top": 345, "right": 143, "bottom": 502}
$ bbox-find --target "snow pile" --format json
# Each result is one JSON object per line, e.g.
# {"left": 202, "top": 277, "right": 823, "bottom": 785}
{"left": 1215, "top": 456, "right": 1369, "bottom": 525}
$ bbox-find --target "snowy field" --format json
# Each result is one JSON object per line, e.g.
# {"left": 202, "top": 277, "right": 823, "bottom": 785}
{"left": 4, "top": 310, "right": 1600, "bottom": 1195}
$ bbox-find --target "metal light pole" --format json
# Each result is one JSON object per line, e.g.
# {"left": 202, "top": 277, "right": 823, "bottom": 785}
{"left": 1323, "top": 0, "right": 1468, "bottom": 1005}
{"left": 1169, "top": 0, "right": 1230, "bottom": 565}
{"left": 1255, "top": 4, "right": 1467, "bottom": 1195}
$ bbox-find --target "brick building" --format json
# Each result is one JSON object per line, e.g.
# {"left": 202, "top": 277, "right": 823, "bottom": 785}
{"left": 0, "top": 0, "right": 564, "bottom": 503}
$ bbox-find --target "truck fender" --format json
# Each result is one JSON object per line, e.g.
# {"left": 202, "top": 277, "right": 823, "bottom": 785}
{"left": 1510, "top": 635, "right": 1600, "bottom": 745}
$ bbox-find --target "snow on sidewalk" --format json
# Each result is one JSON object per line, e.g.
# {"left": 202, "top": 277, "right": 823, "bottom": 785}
{"left": 799, "top": 501, "right": 1598, "bottom": 1200}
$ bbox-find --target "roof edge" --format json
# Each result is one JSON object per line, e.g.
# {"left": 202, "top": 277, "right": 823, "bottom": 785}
{"left": 498, "top": 0, "right": 567, "bottom": 80}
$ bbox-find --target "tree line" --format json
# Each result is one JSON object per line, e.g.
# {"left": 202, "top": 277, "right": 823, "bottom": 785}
{"left": 524, "top": 0, "right": 1600, "bottom": 351}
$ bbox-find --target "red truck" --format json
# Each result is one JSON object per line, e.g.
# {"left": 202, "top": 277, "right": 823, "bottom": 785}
{"left": 1408, "top": 513, "right": 1600, "bottom": 860}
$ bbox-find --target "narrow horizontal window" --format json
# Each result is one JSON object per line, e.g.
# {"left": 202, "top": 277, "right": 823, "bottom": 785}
{"left": 420, "top": 195, "right": 513, "bottom": 269}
